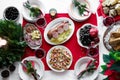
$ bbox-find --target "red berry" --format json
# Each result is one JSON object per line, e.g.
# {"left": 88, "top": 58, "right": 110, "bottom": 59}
{"left": 90, "top": 41, "right": 95, "bottom": 46}
{"left": 94, "top": 37, "right": 100, "bottom": 43}
{"left": 89, "top": 28, "right": 98, "bottom": 37}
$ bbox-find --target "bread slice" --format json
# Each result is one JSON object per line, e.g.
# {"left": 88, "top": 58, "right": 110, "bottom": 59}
{"left": 109, "top": 37, "right": 120, "bottom": 46}
{"left": 113, "top": 44, "right": 120, "bottom": 50}
{"left": 110, "top": 32, "right": 120, "bottom": 38}
{"left": 102, "top": 0, "right": 118, "bottom": 6}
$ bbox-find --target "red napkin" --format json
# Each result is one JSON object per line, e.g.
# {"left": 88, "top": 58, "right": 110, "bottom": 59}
{"left": 97, "top": 0, "right": 120, "bottom": 21}
{"left": 22, "top": 13, "right": 99, "bottom": 70}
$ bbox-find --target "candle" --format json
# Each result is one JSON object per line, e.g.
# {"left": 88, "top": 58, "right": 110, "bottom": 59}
{"left": 0, "top": 37, "right": 7, "bottom": 47}
{"left": 49, "top": 8, "right": 57, "bottom": 18}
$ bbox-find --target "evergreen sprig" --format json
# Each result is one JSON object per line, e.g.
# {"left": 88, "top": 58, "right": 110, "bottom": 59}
{"left": 73, "top": 0, "right": 87, "bottom": 16}
{"left": 23, "top": 1, "right": 41, "bottom": 18}
{"left": 0, "top": 20, "right": 26, "bottom": 68}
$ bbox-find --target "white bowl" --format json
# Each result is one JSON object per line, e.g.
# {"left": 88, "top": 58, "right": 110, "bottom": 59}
{"left": 68, "top": 0, "right": 91, "bottom": 22}
{"left": 76, "top": 23, "right": 99, "bottom": 49}
{"left": 3, "top": 6, "right": 20, "bottom": 21}
{"left": 74, "top": 57, "right": 99, "bottom": 80}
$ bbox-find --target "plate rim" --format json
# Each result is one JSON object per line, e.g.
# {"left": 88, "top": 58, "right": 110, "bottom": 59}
{"left": 46, "top": 45, "right": 73, "bottom": 72}
{"left": 44, "top": 17, "right": 75, "bottom": 45}
{"left": 18, "top": 56, "right": 45, "bottom": 80}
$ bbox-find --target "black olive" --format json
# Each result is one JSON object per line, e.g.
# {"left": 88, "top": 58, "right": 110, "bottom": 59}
{"left": 9, "top": 64, "right": 16, "bottom": 72}
{"left": 1, "top": 70, "right": 10, "bottom": 78}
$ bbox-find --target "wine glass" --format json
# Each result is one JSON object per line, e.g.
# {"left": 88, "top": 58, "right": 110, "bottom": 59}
{"left": 87, "top": 46, "right": 99, "bottom": 58}
{"left": 103, "top": 16, "right": 115, "bottom": 27}
{"left": 35, "top": 16, "right": 47, "bottom": 29}
{"left": 34, "top": 48, "right": 46, "bottom": 59}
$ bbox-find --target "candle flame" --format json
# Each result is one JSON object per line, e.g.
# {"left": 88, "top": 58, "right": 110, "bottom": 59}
{"left": 0, "top": 37, "right": 7, "bottom": 47}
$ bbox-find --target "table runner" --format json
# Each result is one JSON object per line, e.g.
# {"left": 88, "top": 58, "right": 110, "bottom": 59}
{"left": 22, "top": 13, "right": 98, "bottom": 70}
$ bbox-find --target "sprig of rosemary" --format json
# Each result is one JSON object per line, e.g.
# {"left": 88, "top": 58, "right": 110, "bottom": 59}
{"left": 73, "top": 0, "right": 89, "bottom": 16}
{"left": 23, "top": 1, "right": 41, "bottom": 18}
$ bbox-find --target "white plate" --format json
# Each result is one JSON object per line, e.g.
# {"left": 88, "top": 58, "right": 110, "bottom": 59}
{"left": 46, "top": 45, "right": 73, "bottom": 72}
{"left": 44, "top": 17, "right": 75, "bottom": 45}
{"left": 18, "top": 56, "right": 44, "bottom": 80}
{"left": 76, "top": 23, "right": 98, "bottom": 49}
{"left": 68, "top": 0, "right": 91, "bottom": 22}
{"left": 22, "top": 0, "right": 45, "bottom": 23}
{"left": 74, "top": 57, "right": 99, "bottom": 80}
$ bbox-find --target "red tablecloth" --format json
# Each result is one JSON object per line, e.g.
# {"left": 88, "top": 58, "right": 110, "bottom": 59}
{"left": 22, "top": 13, "right": 98, "bottom": 70}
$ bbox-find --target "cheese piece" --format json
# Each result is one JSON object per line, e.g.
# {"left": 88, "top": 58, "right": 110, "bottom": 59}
{"left": 115, "top": 4, "right": 120, "bottom": 15}
{"left": 102, "top": 0, "right": 118, "bottom": 6}
{"left": 109, "top": 0, "right": 118, "bottom": 6}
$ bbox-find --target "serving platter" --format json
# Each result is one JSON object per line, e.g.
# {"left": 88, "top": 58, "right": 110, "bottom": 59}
{"left": 23, "top": 23, "right": 42, "bottom": 50}
{"left": 44, "top": 17, "right": 75, "bottom": 45}
{"left": 103, "top": 21, "right": 120, "bottom": 51}
{"left": 18, "top": 56, "right": 44, "bottom": 80}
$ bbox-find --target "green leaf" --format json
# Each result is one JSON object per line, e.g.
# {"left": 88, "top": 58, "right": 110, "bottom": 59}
{"left": 101, "top": 65, "right": 107, "bottom": 74}
{"left": 110, "top": 62, "right": 120, "bottom": 72}
{"left": 103, "top": 77, "right": 109, "bottom": 80}
{"left": 73, "top": 0, "right": 80, "bottom": 7}
{"left": 73, "top": 0, "right": 87, "bottom": 16}
{"left": 101, "top": 65, "right": 107, "bottom": 70}
{"left": 103, "top": 54, "right": 110, "bottom": 63}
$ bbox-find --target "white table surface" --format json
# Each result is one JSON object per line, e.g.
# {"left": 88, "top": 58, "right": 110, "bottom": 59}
{"left": 0, "top": 0, "right": 108, "bottom": 80}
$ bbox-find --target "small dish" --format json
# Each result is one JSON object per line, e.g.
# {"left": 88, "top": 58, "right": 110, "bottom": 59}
{"left": 23, "top": 23, "right": 42, "bottom": 50}
{"left": 3, "top": 6, "right": 19, "bottom": 21}
{"left": 35, "top": 17, "right": 47, "bottom": 29}
{"left": 44, "top": 17, "right": 75, "bottom": 45}
{"left": 103, "top": 16, "right": 115, "bottom": 27}
{"left": 35, "top": 48, "right": 46, "bottom": 59}
{"left": 74, "top": 57, "right": 99, "bottom": 80}
{"left": 22, "top": 0, "right": 45, "bottom": 23}
{"left": 46, "top": 45, "right": 73, "bottom": 72}
{"left": 76, "top": 23, "right": 99, "bottom": 49}
{"left": 18, "top": 56, "right": 44, "bottom": 80}
{"left": 68, "top": 0, "right": 91, "bottom": 22}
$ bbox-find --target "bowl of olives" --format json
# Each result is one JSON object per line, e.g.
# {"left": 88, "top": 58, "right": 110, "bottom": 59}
{"left": 3, "top": 6, "right": 19, "bottom": 21}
